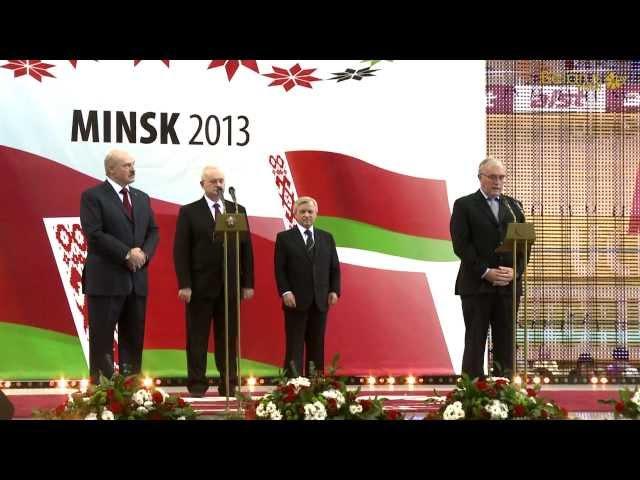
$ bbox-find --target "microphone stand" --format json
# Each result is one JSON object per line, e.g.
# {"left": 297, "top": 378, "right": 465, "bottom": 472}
{"left": 229, "top": 187, "right": 242, "bottom": 407}
{"left": 503, "top": 196, "right": 529, "bottom": 384}
{"left": 215, "top": 186, "right": 249, "bottom": 413}
{"left": 220, "top": 187, "right": 231, "bottom": 412}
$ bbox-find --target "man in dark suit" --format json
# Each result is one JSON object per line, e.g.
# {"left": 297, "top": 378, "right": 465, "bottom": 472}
{"left": 80, "top": 149, "right": 159, "bottom": 384}
{"left": 450, "top": 157, "right": 526, "bottom": 379}
{"left": 173, "top": 166, "right": 254, "bottom": 397}
{"left": 274, "top": 196, "right": 341, "bottom": 378}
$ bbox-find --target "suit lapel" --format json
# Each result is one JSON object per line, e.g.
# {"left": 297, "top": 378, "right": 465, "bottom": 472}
{"left": 103, "top": 181, "right": 133, "bottom": 224}
{"left": 309, "top": 229, "right": 320, "bottom": 261}
{"left": 498, "top": 196, "right": 508, "bottom": 224}
{"left": 290, "top": 226, "right": 313, "bottom": 262}
{"left": 131, "top": 188, "right": 143, "bottom": 225}
{"left": 475, "top": 190, "right": 498, "bottom": 226}
{"left": 198, "top": 197, "right": 215, "bottom": 240}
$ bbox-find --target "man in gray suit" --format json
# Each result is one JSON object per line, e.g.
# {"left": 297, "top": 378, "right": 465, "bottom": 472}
{"left": 80, "top": 149, "right": 159, "bottom": 383}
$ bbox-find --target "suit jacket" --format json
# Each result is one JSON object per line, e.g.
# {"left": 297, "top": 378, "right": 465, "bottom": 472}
{"left": 80, "top": 180, "right": 159, "bottom": 296}
{"left": 450, "top": 190, "right": 526, "bottom": 296}
{"left": 274, "top": 227, "right": 341, "bottom": 312}
{"left": 173, "top": 197, "right": 254, "bottom": 300}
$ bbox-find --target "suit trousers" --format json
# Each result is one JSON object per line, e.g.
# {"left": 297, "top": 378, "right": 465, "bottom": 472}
{"left": 283, "top": 301, "right": 327, "bottom": 378}
{"left": 461, "top": 293, "right": 518, "bottom": 379}
{"left": 186, "top": 294, "right": 238, "bottom": 393}
{"left": 87, "top": 293, "right": 146, "bottom": 383}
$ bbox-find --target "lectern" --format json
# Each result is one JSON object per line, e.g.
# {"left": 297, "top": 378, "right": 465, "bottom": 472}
{"left": 214, "top": 202, "right": 249, "bottom": 410}
{"left": 496, "top": 222, "right": 536, "bottom": 383}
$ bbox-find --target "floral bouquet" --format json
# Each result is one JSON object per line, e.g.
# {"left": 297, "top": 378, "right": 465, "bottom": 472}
{"left": 600, "top": 387, "right": 640, "bottom": 419}
{"left": 425, "top": 375, "right": 568, "bottom": 420}
{"left": 240, "top": 355, "right": 403, "bottom": 420}
{"left": 33, "top": 374, "right": 198, "bottom": 420}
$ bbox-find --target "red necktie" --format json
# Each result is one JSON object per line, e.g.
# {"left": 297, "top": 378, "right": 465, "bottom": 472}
{"left": 213, "top": 202, "right": 221, "bottom": 221}
{"left": 121, "top": 187, "right": 133, "bottom": 219}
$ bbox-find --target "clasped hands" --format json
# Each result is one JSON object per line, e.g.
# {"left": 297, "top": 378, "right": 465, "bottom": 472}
{"left": 485, "top": 266, "right": 514, "bottom": 287}
{"left": 126, "top": 247, "right": 147, "bottom": 272}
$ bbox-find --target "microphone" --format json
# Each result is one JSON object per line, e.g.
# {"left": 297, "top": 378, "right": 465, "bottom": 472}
{"left": 228, "top": 186, "right": 238, "bottom": 213}
{"left": 514, "top": 198, "right": 526, "bottom": 218}
{"left": 502, "top": 196, "right": 518, "bottom": 223}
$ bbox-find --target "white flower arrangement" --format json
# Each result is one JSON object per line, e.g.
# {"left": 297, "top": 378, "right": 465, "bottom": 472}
{"left": 256, "top": 401, "right": 282, "bottom": 420}
{"left": 321, "top": 389, "right": 345, "bottom": 408}
{"left": 270, "top": 410, "right": 283, "bottom": 420}
{"left": 246, "top": 356, "right": 399, "bottom": 421}
{"left": 286, "top": 377, "right": 311, "bottom": 390}
{"left": 35, "top": 374, "right": 199, "bottom": 421}
{"left": 484, "top": 400, "right": 508, "bottom": 420}
{"left": 443, "top": 401, "right": 466, "bottom": 420}
{"left": 132, "top": 389, "right": 152, "bottom": 406}
{"left": 101, "top": 409, "right": 114, "bottom": 420}
{"left": 304, "top": 401, "right": 327, "bottom": 420}
{"left": 487, "top": 377, "right": 511, "bottom": 383}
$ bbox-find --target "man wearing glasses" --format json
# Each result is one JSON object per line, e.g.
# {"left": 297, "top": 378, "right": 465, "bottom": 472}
{"left": 450, "top": 157, "right": 526, "bottom": 379}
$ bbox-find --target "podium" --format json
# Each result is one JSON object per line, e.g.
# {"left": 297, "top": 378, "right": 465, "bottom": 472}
{"left": 495, "top": 222, "right": 536, "bottom": 383}
{"left": 214, "top": 208, "right": 249, "bottom": 409}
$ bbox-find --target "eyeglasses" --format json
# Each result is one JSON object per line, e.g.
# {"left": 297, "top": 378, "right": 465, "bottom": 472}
{"left": 480, "top": 173, "right": 506, "bottom": 182}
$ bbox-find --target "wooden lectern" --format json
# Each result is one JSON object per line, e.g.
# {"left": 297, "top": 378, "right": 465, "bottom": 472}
{"left": 214, "top": 209, "right": 249, "bottom": 410}
{"left": 495, "top": 222, "right": 536, "bottom": 384}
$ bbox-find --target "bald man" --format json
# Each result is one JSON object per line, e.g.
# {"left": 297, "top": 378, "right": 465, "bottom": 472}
{"left": 80, "top": 149, "right": 159, "bottom": 384}
{"left": 450, "top": 157, "right": 526, "bottom": 379}
{"left": 173, "top": 166, "right": 254, "bottom": 397}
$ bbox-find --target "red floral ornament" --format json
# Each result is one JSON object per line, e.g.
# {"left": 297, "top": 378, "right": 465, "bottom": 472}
{"left": 359, "top": 399, "right": 373, "bottom": 412}
{"left": 513, "top": 404, "right": 526, "bottom": 417}
{"left": 385, "top": 410, "right": 402, "bottom": 420}
{"left": 133, "top": 60, "right": 170, "bottom": 67}
{"left": 264, "top": 63, "right": 321, "bottom": 92}
{"left": 2, "top": 60, "right": 56, "bottom": 82}
{"left": 208, "top": 60, "right": 259, "bottom": 81}
{"left": 475, "top": 379, "right": 488, "bottom": 391}
{"left": 494, "top": 379, "right": 508, "bottom": 389}
{"left": 326, "top": 398, "right": 338, "bottom": 414}
{"left": 152, "top": 391, "right": 164, "bottom": 404}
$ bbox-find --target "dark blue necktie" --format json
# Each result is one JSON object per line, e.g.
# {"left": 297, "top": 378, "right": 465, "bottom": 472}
{"left": 304, "top": 229, "right": 314, "bottom": 251}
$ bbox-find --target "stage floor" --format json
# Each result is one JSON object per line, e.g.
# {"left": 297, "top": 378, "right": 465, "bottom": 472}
{"left": 3, "top": 384, "right": 621, "bottom": 420}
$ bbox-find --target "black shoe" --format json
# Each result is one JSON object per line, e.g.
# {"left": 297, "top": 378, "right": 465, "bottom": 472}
{"left": 187, "top": 388, "right": 207, "bottom": 398}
